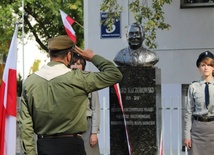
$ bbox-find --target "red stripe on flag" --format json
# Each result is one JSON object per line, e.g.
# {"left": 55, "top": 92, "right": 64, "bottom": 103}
{"left": 113, "top": 84, "right": 123, "bottom": 111}
{"left": 66, "top": 15, "right": 75, "bottom": 25}
{"left": 6, "top": 69, "right": 16, "bottom": 117}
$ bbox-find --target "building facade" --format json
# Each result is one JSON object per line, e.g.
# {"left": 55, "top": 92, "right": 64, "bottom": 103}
{"left": 84, "top": 0, "right": 214, "bottom": 154}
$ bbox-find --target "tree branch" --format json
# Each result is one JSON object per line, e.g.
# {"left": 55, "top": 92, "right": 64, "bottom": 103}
{"left": 24, "top": 15, "right": 48, "bottom": 52}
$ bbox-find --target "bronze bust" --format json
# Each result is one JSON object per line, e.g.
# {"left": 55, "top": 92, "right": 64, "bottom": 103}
{"left": 113, "top": 22, "right": 159, "bottom": 67}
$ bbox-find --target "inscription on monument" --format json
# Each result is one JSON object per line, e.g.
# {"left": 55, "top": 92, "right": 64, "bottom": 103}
{"left": 110, "top": 67, "right": 161, "bottom": 155}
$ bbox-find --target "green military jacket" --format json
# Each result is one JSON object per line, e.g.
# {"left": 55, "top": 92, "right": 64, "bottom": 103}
{"left": 19, "top": 55, "right": 122, "bottom": 155}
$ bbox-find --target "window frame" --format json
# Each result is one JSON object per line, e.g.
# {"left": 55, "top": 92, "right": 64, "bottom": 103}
{"left": 181, "top": 0, "right": 214, "bottom": 8}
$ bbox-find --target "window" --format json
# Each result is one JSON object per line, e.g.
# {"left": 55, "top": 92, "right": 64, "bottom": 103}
{"left": 181, "top": 0, "right": 214, "bottom": 8}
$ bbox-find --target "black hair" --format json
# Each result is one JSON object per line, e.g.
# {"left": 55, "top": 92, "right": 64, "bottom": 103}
{"left": 70, "top": 53, "right": 86, "bottom": 70}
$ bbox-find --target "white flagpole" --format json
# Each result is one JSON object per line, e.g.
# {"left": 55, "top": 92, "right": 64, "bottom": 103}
{"left": 22, "top": 0, "right": 25, "bottom": 80}
{"left": 20, "top": 1, "right": 25, "bottom": 155}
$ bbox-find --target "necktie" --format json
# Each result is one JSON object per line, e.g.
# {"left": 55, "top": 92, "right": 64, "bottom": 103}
{"left": 130, "top": 52, "right": 138, "bottom": 66}
{"left": 205, "top": 82, "right": 210, "bottom": 108}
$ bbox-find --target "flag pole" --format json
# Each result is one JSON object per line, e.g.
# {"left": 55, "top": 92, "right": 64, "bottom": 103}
{"left": 22, "top": 0, "right": 25, "bottom": 80}
{"left": 21, "top": 1, "right": 25, "bottom": 154}
{"left": 74, "top": 20, "right": 84, "bottom": 29}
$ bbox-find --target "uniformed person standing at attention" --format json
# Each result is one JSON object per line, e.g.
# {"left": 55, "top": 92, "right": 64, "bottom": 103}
{"left": 70, "top": 54, "right": 101, "bottom": 155}
{"left": 184, "top": 51, "right": 214, "bottom": 155}
{"left": 19, "top": 35, "right": 123, "bottom": 155}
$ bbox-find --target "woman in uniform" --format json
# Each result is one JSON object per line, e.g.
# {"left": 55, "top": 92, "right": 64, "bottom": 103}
{"left": 184, "top": 51, "right": 214, "bottom": 155}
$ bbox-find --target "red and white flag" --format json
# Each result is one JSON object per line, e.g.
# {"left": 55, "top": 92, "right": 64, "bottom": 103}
{"left": 0, "top": 24, "right": 18, "bottom": 155}
{"left": 114, "top": 83, "right": 132, "bottom": 155}
{"left": 59, "top": 9, "right": 76, "bottom": 43}
{"left": 159, "top": 129, "right": 163, "bottom": 155}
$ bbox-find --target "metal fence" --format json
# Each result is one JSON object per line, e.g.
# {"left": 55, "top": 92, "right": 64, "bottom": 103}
{"left": 98, "top": 96, "right": 188, "bottom": 155}
{"left": 160, "top": 97, "right": 187, "bottom": 155}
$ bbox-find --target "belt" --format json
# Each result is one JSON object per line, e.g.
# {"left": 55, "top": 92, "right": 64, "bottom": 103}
{"left": 38, "top": 133, "right": 82, "bottom": 139}
{"left": 193, "top": 115, "right": 214, "bottom": 122}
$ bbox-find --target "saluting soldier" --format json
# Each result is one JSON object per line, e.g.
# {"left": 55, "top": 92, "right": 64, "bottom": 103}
{"left": 19, "top": 35, "right": 123, "bottom": 155}
{"left": 184, "top": 51, "right": 214, "bottom": 155}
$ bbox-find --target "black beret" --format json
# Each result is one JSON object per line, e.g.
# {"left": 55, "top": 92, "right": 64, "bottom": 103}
{"left": 48, "top": 35, "right": 75, "bottom": 51}
{"left": 196, "top": 51, "right": 214, "bottom": 67}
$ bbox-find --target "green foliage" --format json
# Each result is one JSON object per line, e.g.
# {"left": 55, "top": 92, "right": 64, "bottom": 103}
{"left": 100, "top": 1, "right": 122, "bottom": 29}
{"left": 100, "top": 0, "right": 172, "bottom": 49}
{"left": 0, "top": 0, "right": 84, "bottom": 54}
{"left": 28, "top": 59, "right": 41, "bottom": 74}
{"left": 0, "top": 4, "right": 16, "bottom": 54}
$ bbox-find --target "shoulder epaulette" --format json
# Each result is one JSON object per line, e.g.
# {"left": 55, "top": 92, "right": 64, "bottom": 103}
{"left": 191, "top": 80, "right": 197, "bottom": 83}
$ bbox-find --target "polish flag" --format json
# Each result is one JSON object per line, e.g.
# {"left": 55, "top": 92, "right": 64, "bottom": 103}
{"left": 59, "top": 10, "right": 76, "bottom": 43}
{"left": 0, "top": 24, "right": 18, "bottom": 155}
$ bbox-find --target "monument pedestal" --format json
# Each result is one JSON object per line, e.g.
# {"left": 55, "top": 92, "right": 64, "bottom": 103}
{"left": 110, "top": 67, "right": 161, "bottom": 155}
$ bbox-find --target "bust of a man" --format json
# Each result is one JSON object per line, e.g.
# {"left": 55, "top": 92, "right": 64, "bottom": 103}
{"left": 113, "top": 22, "right": 159, "bottom": 67}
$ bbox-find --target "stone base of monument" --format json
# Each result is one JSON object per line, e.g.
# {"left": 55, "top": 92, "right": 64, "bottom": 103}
{"left": 110, "top": 67, "right": 161, "bottom": 155}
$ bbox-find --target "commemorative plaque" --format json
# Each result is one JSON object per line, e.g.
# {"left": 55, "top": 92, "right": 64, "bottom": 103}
{"left": 110, "top": 67, "right": 161, "bottom": 155}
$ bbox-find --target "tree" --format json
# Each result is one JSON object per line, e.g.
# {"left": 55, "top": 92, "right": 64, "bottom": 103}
{"left": 0, "top": 0, "right": 84, "bottom": 54}
{"left": 100, "top": 0, "right": 172, "bottom": 49}
{"left": 0, "top": 3, "right": 16, "bottom": 55}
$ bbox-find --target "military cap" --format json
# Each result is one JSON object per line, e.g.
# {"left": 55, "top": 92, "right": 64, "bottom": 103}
{"left": 196, "top": 51, "right": 214, "bottom": 67}
{"left": 48, "top": 35, "right": 75, "bottom": 51}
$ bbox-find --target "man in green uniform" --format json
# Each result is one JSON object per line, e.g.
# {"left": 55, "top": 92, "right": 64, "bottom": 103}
{"left": 19, "top": 35, "right": 123, "bottom": 155}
